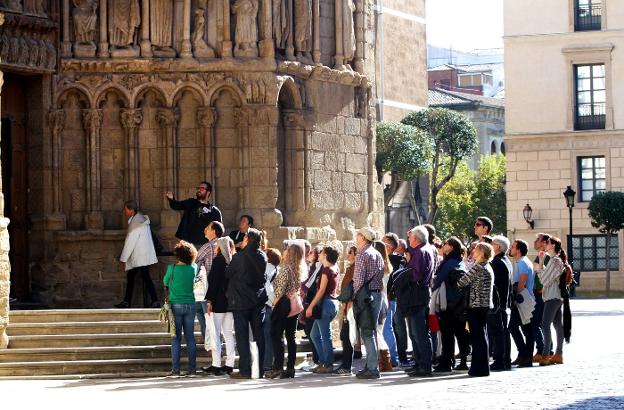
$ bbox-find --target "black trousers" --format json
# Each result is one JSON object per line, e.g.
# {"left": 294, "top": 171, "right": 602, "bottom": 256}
{"left": 123, "top": 266, "right": 158, "bottom": 306}
{"left": 233, "top": 306, "right": 266, "bottom": 377}
{"left": 509, "top": 304, "right": 535, "bottom": 359}
{"left": 487, "top": 309, "right": 511, "bottom": 366}
{"left": 271, "top": 298, "right": 298, "bottom": 370}
{"left": 339, "top": 319, "right": 354, "bottom": 369}
{"left": 467, "top": 307, "right": 490, "bottom": 377}
{"left": 439, "top": 310, "right": 469, "bottom": 368}
{"left": 393, "top": 305, "right": 409, "bottom": 362}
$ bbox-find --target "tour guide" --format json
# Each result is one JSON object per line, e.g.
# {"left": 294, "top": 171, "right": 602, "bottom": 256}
{"left": 166, "top": 181, "right": 223, "bottom": 248}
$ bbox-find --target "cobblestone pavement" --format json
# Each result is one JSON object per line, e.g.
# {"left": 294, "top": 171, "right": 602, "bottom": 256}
{"left": 2, "top": 299, "right": 623, "bottom": 410}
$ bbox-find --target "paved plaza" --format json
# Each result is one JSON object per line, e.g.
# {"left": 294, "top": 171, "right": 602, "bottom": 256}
{"left": 2, "top": 298, "right": 623, "bottom": 410}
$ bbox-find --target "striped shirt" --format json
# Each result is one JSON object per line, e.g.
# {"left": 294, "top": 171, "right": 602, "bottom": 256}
{"left": 353, "top": 243, "right": 385, "bottom": 294}
{"left": 458, "top": 262, "right": 494, "bottom": 309}
{"left": 536, "top": 256, "right": 564, "bottom": 302}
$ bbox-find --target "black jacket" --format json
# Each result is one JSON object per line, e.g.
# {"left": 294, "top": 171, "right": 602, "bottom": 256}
{"left": 167, "top": 197, "right": 222, "bottom": 246}
{"left": 229, "top": 230, "right": 246, "bottom": 249}
{"left": 225, "top": 237, "right": 267, "bottom": 311}
{"left": 491, "top": 253, "right": 513, "bottom": 311}
{"left": 387, "top": 254, "right": 406, "bottom": 301}
{"left": 206, "top": 254, "right": 229, "bottom": 313}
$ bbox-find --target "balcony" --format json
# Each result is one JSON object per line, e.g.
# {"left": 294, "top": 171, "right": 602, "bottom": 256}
{"left": 575, "top": 103, "right": 606, "bottom": 130}
{"left": 575, "top": 3, "right": 602, "bottom": 31}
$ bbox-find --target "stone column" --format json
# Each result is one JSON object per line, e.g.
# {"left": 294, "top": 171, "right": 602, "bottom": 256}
{"left": 312, "top": 0, "right": 321, "bottom": 65}
{"left": 157, "top": 108, "right": 178, "bottom": 200}
{"left": 120, "top": 109, "right": 143, "bottom": 203}
{"left": 334, "top": 0, "right": 344, "bottom": 69}
{"left": 285, "top": 0, "right": 294, "bottom": 60}
{"left": 258, "top": 0, "right": 274, "bottom": 58}
{"left": 98, "top": 0, "right": 110, "bottom": 57}
{"left": 235, "top": 106, "right": 253, "bottom": 208}
{"left": 179, "top": 0, "right": 193, "bottom": 58}
{"left": 82, "top": 109, "right": 104, "bottom": 229}
{"left": 196, "top": 107, "right": 217, "bottom": 196}
{"left": 48, "top": 110, "right": 66, "bottom": 214}
{"left": 0, "top": 15, "right": 11, "bottom": 348}
{"left": 140, "top": 0, "right": 152, "bottom": 57}
{"left": 353, "top": 0, "right": 364, "bottom": 73}
{"left": 61, "top": 0, "right": 72, "bottom": 57}
{"left": 221, "top": 0, "right": 232, "bottom": 57}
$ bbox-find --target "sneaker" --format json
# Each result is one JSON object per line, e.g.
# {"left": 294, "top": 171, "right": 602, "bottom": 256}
{"left": 114, "top": 301, "right": 130, "bottom": 308}
{"left": 316, "top": 364, "right": 333, "bottom": 374}
{"left": 356, "top": 369, "right": 380, "bottom": 379}
{"left": 186, "top": 370, "right": 197, "bottom": 377}
{"left": 333, "top": 367, "right": 352, "bottom": 376}
{"left": 167, "top": 369, "right": 180, "bottom": 377}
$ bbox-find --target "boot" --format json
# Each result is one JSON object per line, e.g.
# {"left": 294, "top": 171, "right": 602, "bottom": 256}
{"left": 549, "top": 354, "right": 563, "bottom": 364}
{"left": 378, "top": 349, "right": 393, "bottom": 372}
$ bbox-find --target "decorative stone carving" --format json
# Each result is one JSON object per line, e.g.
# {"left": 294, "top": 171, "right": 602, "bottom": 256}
{"left": 233, "top": 0, "right": 258, "bottom": 58}
{"left": 196, "top": 106, "right": 217, "bottom": 128}
{"left": 273, "top": 0, "right": 291, "bottom": 53}
{"left": 82, "top": 109, "right": 104, "bottom": 229}
{"left": 150, "top": 0, "right": 175, "bottom": 57}
{"left": 120, "top": 108, "right": 143, "bottom": 202}
{"left": 192, "top": 6, "right": 215, "bottom": 58}
{"left": 24, "top": 0, "right": 47, "bottom": 16}
{"left": 48, "top": 110, "right": 66, "bottom": 214}
{"left": 342, "top": 0, "right": 356, "bottom": 66}
{"left": 294, "top": 0, "right": 312, "bottom": 63}
{"left": 0, "top": 0, "right": 22, "bottom": 12}
{"left": 72, "top": 0, "right": 98, "bottom": 57}
{"left": 108, "top": 0, "right": 140, "bottom": 57}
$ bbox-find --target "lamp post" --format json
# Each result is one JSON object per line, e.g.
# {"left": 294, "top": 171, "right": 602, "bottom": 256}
{"left": 563, "top": 185, "right": 576, "bottom": 269}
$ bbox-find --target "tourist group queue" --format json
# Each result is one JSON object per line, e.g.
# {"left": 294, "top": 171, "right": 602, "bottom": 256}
{"left": 116, "top": 181, "right": 573, "bottom": 379}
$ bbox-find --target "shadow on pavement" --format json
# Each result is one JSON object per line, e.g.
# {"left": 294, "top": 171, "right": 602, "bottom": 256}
{"left": 554, "top": 396, "right": 624, "bottom": 409}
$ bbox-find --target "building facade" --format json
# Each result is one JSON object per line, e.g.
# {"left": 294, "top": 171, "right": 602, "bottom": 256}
{"left": 0, "top": 0, "right": 393, "bottom": 347}
{"left": 505, "top": 0, "right": 623, "bottom": 293}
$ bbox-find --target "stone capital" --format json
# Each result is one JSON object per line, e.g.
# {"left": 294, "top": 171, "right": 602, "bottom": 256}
{"left": 120, "top": 108, "right": 143, "bottom": 130}
{"left": 82, "top": 109, "right": 103, "bottom": 132}
{"left": 48, "top": 110, "right": 66, "bottom": 134}
{"left": 196, "top": 107, "right": 218, "bottom": 128}
{"left": 156, "top": 108, "right": 178, "bottom": 128}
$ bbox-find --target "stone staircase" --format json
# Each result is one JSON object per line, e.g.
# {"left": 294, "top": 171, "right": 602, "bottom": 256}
{"left": 0, "top": 309, "right": 310, "bottom": 379}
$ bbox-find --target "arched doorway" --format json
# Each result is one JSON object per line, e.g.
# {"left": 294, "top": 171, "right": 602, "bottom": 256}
{"left": 276, "top": 86, "right": 298, "bottom": 225}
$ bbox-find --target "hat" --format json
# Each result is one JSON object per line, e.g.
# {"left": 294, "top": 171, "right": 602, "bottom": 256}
{"left": 357, "top": 227, "right": 376, "bottom": 242}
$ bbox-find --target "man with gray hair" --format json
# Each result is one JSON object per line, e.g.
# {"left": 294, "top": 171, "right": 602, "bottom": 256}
{"left": 488, "top": 235, "right": 513, "bottom": 371}
{"left": 402, "top": 225, "right": 436, "bottom": 377}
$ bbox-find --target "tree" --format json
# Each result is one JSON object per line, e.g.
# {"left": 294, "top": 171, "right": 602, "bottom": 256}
{"left": 435, "top": 160, "right": 476, "bottom": 240}
{"left": 473, "top": 154, "right": 507, "bottom": 236}
{"left": 402, "top": 108, "right": 478, "bottom": 224}
{"left": 375, "top": 122, "right": 433, "bottom": 222}
{"left": 587, "top": 191, "right": 624, "bottom": 297}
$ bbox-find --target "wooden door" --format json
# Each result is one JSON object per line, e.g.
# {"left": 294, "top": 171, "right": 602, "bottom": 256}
{"left": 1, "top": 74, "right": 30, "bottom": 301}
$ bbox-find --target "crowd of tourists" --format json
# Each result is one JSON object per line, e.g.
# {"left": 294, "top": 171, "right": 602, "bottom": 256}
{"left": 116, "top": 181, "right": 573, "bottom": 379}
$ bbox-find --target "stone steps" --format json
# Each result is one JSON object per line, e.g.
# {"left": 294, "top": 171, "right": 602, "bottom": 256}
{"left": 2, "top": 308, "right": 313, "bottom": 378}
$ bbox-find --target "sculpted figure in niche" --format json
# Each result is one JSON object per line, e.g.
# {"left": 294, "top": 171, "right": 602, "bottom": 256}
{"left": 73, "top": 0, "right": 97, "bottom": 43}
{"left": 150, "top": 0, "right": 175, "bottom": 57}
{"left": 192, "top": 5, "right": 215, "bottom": 58}
{"left": 28, "top": 32, "right": 40, "bottom": 66}
{"left": 233, "top": 0, "right": 259, "bottom": 58}
{"left": 24, "top": 0, "right": 47, "bottom": 15}
{"left": 0, "top": 0, "right": 22, "bottom": 12}
{"left": 0, "top": 31, "right": 9, "bottom": 62}
{"left": 272, "top": 0, "right": 291, "bottom": 51}
{"left": 108, "top": 0, "right": 141, "bottom": 57}
{"left": 342, "top": 0, "right": 356, "bottom": 68}
{"left": 294, "top": 0, "right": 312, "bottom": 62}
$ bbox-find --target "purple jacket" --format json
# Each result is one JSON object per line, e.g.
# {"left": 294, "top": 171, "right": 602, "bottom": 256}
{"left": 407, "top": 243, "right": 437, "bottom": 286}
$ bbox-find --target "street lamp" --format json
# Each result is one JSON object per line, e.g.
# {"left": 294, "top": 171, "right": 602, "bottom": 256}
{"left": 523, "top": 203, "right": 535, "bottom": 229}
{"left": 563, "top": 185, "right": 576, "bottom": 269}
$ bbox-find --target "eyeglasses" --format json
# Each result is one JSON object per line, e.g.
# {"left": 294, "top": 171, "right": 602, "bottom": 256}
{"left": 197, "top": 187, "right": 208, "bottom": 191}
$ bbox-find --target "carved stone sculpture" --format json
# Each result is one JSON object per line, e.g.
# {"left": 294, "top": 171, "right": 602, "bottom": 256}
{"left": 28, "top": 32, "right": 39, "bottom": 66}
{"left": 0, "top": 31, "right": 9, "bottom": 63}
{"left": 0, "top": 0, "right": 22, "bottom": 12}
{"left": 150, "top": 0, "right": 175, "bottom": 57}
{"left": 272, "top": 0, "right": 292, "bottom": 53}
{"left": 342, "top": 0, "right": 356, "bottom": 65}
{"left": 73, "top": 0, "right": 98, "bottom": 57}
{"left": 294, "top": 0, "right": 312, "bottom": 62}
{"left": 233, "top": 0, "right": 259, "bottom": 58}
{"left": 46, "top": 40, "right": 56, "bottom": 69}
{"left": 24, "top": 0, "right": 46, "bottom": 15}
{"left": 192, "top": 7, "right": 215, "bottom": 58}
{"left": 108, "top": 0, "right": 141, "bottom": 57}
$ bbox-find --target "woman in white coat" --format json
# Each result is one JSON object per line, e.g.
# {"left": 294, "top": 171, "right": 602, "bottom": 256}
{"left": 115, "top": 200, "right": 160, "bottom": 308}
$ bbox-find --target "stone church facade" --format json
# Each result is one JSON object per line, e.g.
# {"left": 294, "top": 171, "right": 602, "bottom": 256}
{"left": 0, "top": 0, "right": 385, "bottom": 343}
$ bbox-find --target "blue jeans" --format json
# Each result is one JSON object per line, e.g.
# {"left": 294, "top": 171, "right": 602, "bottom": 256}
{"left": 195, "top": 301, "right": 207, "bottom": 337}
{"left": 171, "top": 303, "right": 197, "bottom": 371}
{"left": 310, "top": 297, "right": 338, "bottom": 366}
{"left": 383, "top": 300, "right": 398, "bottom": 364}
{"left": 263, "top": 305, "right": 274, "bottom": 370}
{"left": 407, "top": 305, "right": 432, "bottom": 372}
{"left": 359, "top": 292, "right": 382, "bottom": 372}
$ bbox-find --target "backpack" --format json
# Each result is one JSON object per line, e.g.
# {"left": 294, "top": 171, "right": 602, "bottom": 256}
{"left": 559, "top": 263, "right": 573, "bottom": 299}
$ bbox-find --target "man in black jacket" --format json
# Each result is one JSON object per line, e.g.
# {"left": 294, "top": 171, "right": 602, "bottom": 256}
{"left": 166, "top": 181, "right": 222, "bottom": 248}
{"left": 229, "top": 214, "right": 254, "bottom": 250}
{"left": 488, "top": 235, "right": 513, "bottom": 371}
{"left": 225, "top": 228, "right": 267, "bottom": 379}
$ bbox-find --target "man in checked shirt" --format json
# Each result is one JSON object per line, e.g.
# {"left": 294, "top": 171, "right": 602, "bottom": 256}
{"left": 353, "top": 227, "right": 385, "bottom": 379}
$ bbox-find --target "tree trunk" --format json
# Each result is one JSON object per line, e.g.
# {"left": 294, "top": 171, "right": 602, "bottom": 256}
{"left": 408, "top": 181, "right": 422, "bottom": 226}
{"left": 606, "top": 232, "right": 611, "bottom": 297}
{"left": 383, "top": 173, "right": 401, "bottom": 206}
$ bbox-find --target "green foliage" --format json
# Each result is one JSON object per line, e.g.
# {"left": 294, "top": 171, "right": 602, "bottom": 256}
{"left": 435, "top": 155, "right": 507, "bottom": 240}
{"left": 375, "top": 121, "right": 433, "bottom": 181}
{"left": 588, "top": 191, "right": 624, "bottom": 234}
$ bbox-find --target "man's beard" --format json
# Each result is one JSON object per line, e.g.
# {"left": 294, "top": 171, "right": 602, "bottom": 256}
{"left": 196, "top": 191, "right": 208, "bottom": 200}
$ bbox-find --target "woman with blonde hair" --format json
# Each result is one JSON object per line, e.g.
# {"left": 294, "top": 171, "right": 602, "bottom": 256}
{"left": 265, "top": 242, "right": 307, "bottom": 379}
{"left": 458, "top": 242, "right": 494, "bottom": 377}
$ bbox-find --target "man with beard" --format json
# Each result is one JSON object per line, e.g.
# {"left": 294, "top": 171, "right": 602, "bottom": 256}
{"left": 166, "top": 181, "right": 222, "bottom": 249}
